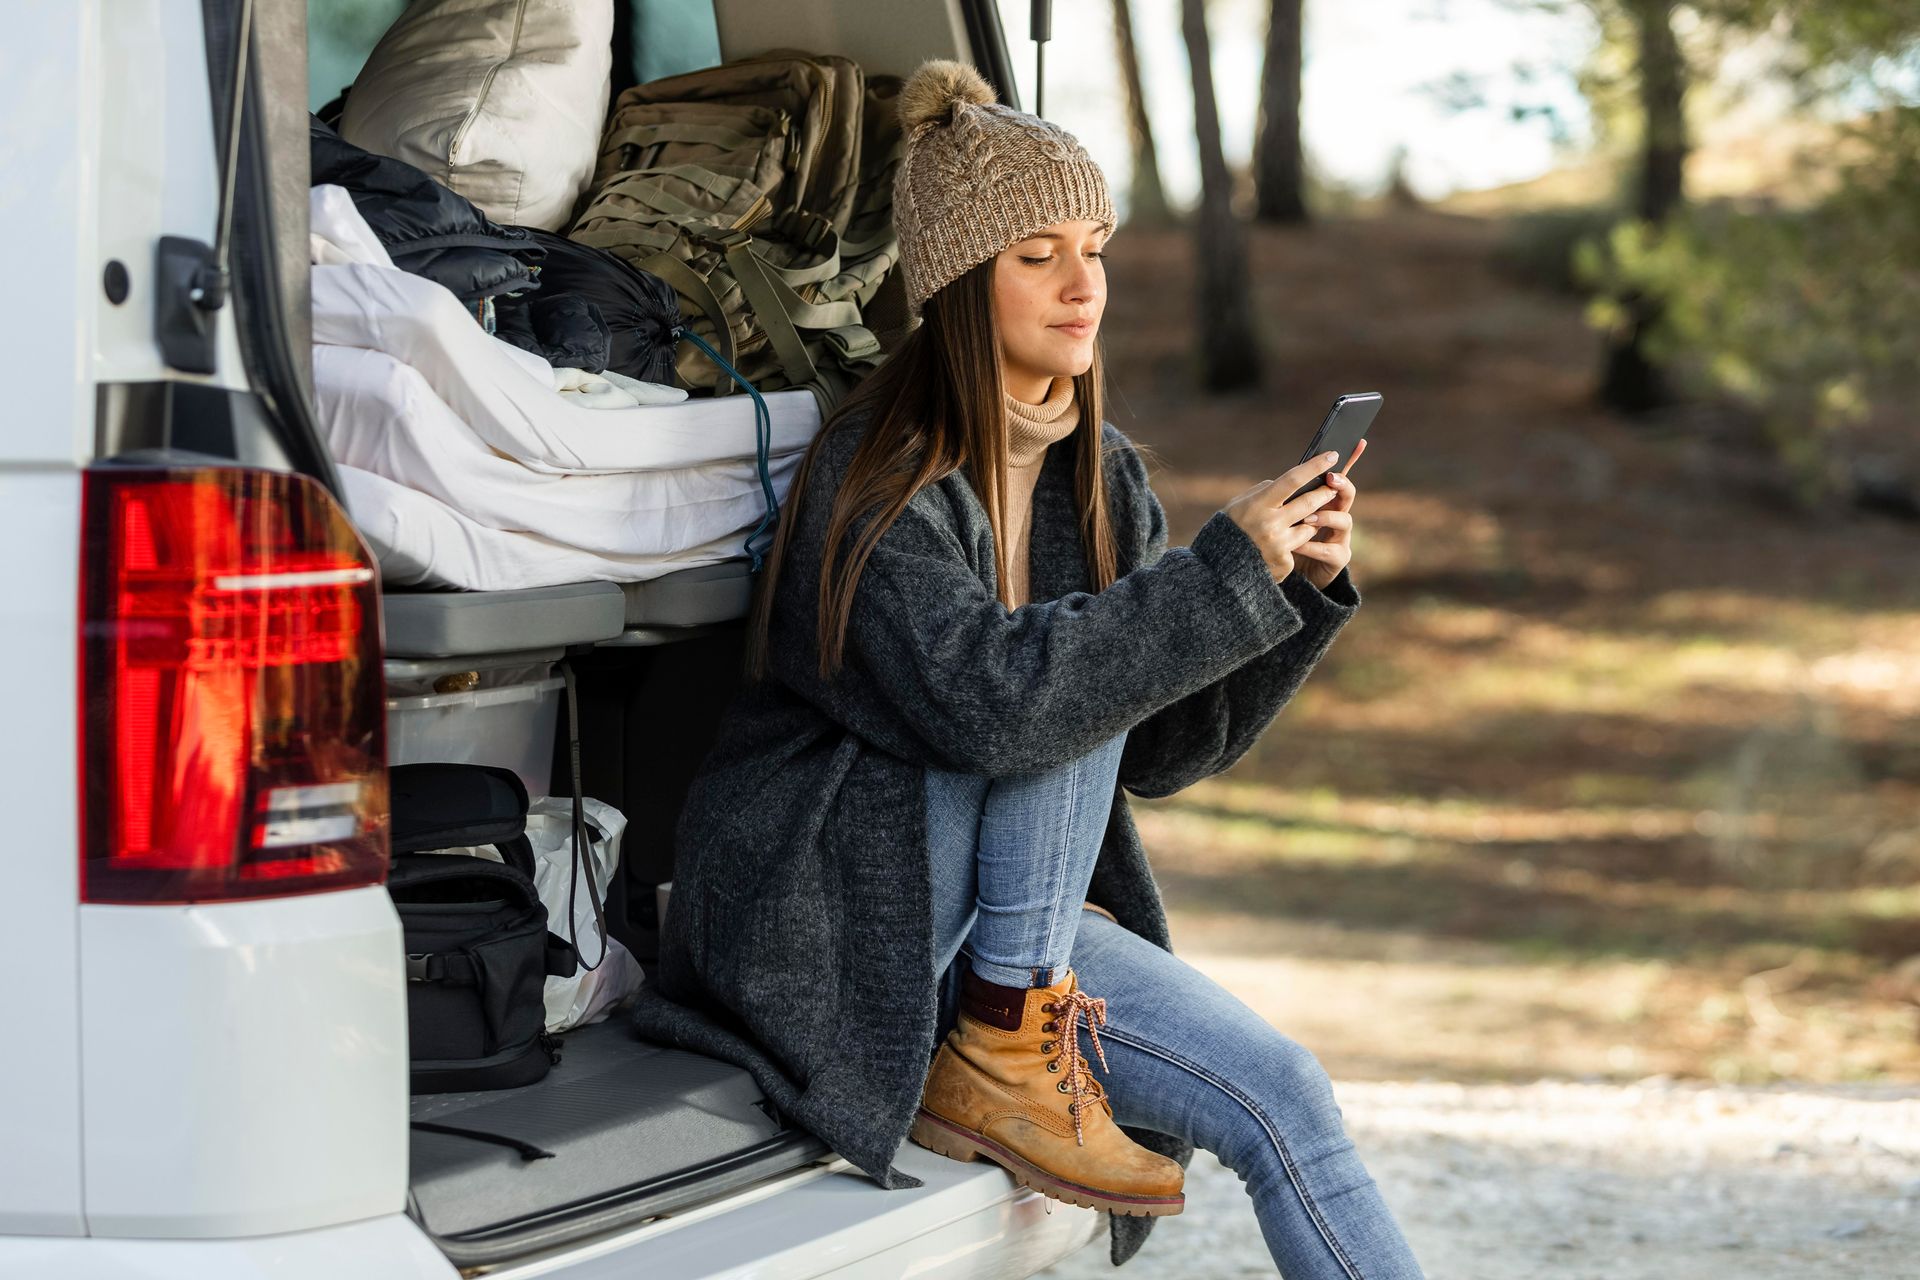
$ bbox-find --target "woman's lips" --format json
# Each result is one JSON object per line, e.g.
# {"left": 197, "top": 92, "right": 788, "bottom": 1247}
{"left": 1051, "top": 321, "right": 1095, "bottom": 338}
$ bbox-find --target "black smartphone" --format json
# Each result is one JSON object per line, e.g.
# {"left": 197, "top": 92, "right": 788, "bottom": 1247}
{"left": 1285, "top": 392, "right": 1382, "bottom": 502}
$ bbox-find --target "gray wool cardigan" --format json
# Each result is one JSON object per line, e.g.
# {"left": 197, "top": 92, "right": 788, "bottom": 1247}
{"left": 630, "top": 410, "right": 1359, "bottom": 1265}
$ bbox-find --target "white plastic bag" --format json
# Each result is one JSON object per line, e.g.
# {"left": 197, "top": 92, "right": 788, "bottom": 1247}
{"left": 525, "top": 796, "right": 646, "bottom": 1032}
{"left": 427, "top": 794, "right": 646, "bottom": 1032}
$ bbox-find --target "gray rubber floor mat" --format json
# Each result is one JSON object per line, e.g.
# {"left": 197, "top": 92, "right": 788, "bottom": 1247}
{"left": 407, "top": 1022, "right": 799, "bottom": 1241}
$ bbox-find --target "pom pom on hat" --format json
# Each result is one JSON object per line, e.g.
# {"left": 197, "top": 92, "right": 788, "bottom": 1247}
{"left": 898, "top": 59, "right": 996, "bottom": 133}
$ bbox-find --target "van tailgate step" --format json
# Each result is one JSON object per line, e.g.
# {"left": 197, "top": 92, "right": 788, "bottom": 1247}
{"left": 406, "top": 1020, "right": 827, "bottom": 1266}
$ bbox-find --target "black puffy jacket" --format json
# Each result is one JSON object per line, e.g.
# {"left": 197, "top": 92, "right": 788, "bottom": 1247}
{"left": 309, "top": 118, "right": 546, "bottom": 310}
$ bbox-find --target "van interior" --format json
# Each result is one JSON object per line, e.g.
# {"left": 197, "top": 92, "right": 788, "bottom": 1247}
{"left": 220, "top": 0, "right": 1025, "bottom": 1265}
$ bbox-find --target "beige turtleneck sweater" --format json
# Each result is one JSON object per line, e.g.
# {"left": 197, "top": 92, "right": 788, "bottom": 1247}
{"left": 1000, "top": 376, "right": 1080, "bottom": 607}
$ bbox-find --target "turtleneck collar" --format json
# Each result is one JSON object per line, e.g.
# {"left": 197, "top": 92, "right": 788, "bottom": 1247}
{"left": 1005, "top": 376, "right": 1078, "bottom": 469}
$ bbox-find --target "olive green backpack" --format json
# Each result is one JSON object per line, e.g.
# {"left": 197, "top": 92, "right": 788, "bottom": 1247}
{"left": 568, "top": 52, "right": 905, "bottom": 409}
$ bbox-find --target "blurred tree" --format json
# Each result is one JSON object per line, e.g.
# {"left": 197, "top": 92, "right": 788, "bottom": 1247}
{"left": 1580, "top": 1, "right": 1920, "bottom": 501}
{"left": 1180, "top": 0, "right": 1263, "bottom": 390}
{"left": 1595, "top": 0, "right": 1688, "bottom": 413}
{"left": 1254, "top": 0, "right": 1309, "bottom": 223}
{"left": 1111, "top": 0, "right": 1173, "bottom": 226}
{"left": 1629, "top": 0, "right": 1687, "bottom": 222}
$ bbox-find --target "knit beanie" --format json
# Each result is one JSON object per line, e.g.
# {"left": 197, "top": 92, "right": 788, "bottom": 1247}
{"left": 892, "top": 60, "right": 1115, "bottom": 317}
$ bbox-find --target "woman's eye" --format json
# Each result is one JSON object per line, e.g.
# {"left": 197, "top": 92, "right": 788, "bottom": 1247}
{"left": 1087, "top": 251, "right": 1108, "bottom": 261}
{"left": 1020, "top": 255, "right": 1053, "bottom": 265}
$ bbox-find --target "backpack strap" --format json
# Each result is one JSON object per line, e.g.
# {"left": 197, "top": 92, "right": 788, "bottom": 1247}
{"left": 638, "top": 251, "right": 737, "bottom": 379}
{"left": 559, "top": 661, "right": 609, "bottom": 973}
{"left": 724, "top": 238, "right": 819, "bottom": 390}
{"left": 405, "top": 951, "right": 479, "bottom": 985}
{"left": 493, "top": 832, "right": 537, "bottom": 881}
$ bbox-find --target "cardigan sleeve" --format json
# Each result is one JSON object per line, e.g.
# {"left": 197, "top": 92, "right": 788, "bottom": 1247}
{"left": 1117, "top": 569, "right": 1358, "bottom": 797}
{"left": 1112, "top": 442, "right": 1361, "bottom": 798}
{"left": 771, "top": 484, "right": 1314, "bottom": 778}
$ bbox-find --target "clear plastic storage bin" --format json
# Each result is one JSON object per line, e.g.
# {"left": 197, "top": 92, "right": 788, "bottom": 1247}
{"left": 384, "top": 648, "right": 565, "bottom": 794}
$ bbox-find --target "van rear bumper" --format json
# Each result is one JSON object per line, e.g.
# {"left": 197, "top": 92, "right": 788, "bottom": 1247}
{"left": 0, "top": 1213, "right": 456, "bottom": 1280}
{"left": 488, "top": 1144, "right": 1103, "bottom": 1280}
{"left": 77, "top": 888, "right": 409, "bottom": 1238}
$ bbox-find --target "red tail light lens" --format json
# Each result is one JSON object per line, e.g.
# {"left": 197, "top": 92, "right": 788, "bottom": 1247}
{"left": 79, "top": 467, "right": 389, "bottom": 903}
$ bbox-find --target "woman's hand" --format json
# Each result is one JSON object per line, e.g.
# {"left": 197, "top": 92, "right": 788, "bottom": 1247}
{"left": 1294, "top": 438, "right": 1365, "bottom": 591}
{"left": 1222, "top": 451, "right": 1346, "bottom": 585}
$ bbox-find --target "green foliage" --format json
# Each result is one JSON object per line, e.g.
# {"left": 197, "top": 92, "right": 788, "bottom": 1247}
{"left": 1495, "top": 207, "right": 1625, "bottom": 293}
{"left": 1575, "top": 109, "right": 1920, "bottom": 499}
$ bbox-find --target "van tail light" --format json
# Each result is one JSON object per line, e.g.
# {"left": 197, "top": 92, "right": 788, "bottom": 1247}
{"left": 79, "top": 467, "right": 389, "bottom": 903}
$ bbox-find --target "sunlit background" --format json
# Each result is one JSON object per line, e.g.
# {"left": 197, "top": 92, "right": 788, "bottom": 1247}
{"left": 1001, "top": 0, "right": 1600, "bottom": 202}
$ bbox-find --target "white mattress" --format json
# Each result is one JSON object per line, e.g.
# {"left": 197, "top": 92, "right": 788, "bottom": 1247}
{"left": 339, "top": 465, "right": 782, "bottom": 591}
{"left": 309, "top": 185, "right": 822, "bottom": 591}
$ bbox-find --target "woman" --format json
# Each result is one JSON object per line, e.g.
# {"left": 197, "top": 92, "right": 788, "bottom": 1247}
{"left": 630, "top": 60, "right": 1425, "bottom": 1277}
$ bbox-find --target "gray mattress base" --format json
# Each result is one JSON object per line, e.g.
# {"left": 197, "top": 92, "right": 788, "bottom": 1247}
{"left": 383, "top": 561, "right": 754, "bottom": 659}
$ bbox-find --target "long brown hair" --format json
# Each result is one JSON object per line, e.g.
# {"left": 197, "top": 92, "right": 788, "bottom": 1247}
{"left": 745, "top": 257, "right": 1120, "bottom": 681}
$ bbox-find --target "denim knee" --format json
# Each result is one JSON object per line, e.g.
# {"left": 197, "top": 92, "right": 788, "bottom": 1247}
{"left": 1209, "top": 1037, "right": 1348, "bottom": 1177}
{"left": 1267, "top": 1037, "right": 1342, "bottom": 1114}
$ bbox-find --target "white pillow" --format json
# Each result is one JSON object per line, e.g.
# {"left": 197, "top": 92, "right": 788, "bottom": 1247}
{"left": 340, "top": 0, "right": 613, "bottom": 232}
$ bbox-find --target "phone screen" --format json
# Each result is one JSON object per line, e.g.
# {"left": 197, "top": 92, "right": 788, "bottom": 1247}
{"left": 1286, "top": 392, "right": 1382, "bottom": 501}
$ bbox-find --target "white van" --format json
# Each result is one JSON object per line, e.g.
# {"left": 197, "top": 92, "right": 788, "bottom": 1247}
{"left": 0, "top": 2, "right": 1102, "bottom": 1275}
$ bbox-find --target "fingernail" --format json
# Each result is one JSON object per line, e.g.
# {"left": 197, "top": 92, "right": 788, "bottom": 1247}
{"left": 1303, "top": 515, "right": 1319, "bottom": 524}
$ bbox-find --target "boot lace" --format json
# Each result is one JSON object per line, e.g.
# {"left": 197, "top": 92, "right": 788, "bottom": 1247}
{"left": 1045, "top": 989, "right": 1110, "bottom": 1146}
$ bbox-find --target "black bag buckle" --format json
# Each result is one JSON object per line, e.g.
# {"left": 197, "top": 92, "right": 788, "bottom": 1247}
{"left": 406, "top": 953, "right": 434, "bottom": 982}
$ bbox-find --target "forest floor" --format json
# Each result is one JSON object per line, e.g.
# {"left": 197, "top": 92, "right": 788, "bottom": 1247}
{"left": 1039, "top": 1078, "right": 1920, "bottom": 1279}
{"left": 1040, "top": 209, "right": 1920, "bottom": 1276}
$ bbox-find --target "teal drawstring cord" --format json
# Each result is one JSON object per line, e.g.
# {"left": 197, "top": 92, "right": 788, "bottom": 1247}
{"left": 673, "top": 326, "right": 778, "bottom": 571}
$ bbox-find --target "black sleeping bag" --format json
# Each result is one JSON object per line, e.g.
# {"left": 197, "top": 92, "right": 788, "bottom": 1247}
{"left": 512, "top": 231, "right": 682, "bottom": 386}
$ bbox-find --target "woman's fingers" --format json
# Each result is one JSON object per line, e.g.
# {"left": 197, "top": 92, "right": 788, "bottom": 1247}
{"left": 1292, "top": 519, "right": 1327, "bottom": 545}
{"left": 1291, "top": 540, "right": 1347, "bottom": 562}
{"left": 1272, "top": 452, "right": 1341, "bottom": 506}
{"left": 1277, "top": 485, "right": 1342, "bottom": 527}
{"left": 1301, "top": 510, "right": 1353, "bottom": 533}
{"left": 1324, "top": 472, "right": 1359, "bottom": 512}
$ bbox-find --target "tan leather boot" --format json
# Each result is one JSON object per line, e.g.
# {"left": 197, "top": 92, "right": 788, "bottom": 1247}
{"left": 910, "top": 969, "right": 1184, "bottom": 1216}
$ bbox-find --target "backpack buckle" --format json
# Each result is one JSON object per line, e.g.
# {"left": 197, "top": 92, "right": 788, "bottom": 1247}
{"left": 704, "top": 227, "right": 753, "bottom": 251}
{"left": 406, "top": 953, "right": 434, "bottom": 982}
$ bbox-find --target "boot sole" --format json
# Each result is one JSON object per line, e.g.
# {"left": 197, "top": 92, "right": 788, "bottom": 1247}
{"left": 909, "top": 1110, "right": 1185, "bottom": 1217}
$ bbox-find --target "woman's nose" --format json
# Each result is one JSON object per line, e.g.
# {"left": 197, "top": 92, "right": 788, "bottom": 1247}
{"left": 1062, "top": 261, "right": 1101, "bottom": 305}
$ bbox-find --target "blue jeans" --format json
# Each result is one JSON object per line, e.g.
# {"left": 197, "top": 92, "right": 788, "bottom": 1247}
{"left": 924, "top": 734, "right": 1129, "bottom": 987}
{"left": 925, "top": 744, "right": 1426, "bottom": 1279}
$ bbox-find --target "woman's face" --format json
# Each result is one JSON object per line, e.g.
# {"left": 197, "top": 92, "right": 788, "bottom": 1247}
{"left": 989, "top": 219, "right": 1110, "bottom": 402}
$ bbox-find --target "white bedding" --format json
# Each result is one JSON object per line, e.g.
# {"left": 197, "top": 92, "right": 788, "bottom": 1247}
{"left": 310, "top": 185, "right": 822, "bottom": 591}
{"left": 339, "top": 466, "right": 783, "bottom": 591}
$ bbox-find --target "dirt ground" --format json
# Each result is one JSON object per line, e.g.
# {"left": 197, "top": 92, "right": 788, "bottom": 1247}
{"left": 1039, "top": 1078, "right": 1920, "bottom": 1279}
{"left": 1036, "top": 210, "right": 1920, "bottom": 1274}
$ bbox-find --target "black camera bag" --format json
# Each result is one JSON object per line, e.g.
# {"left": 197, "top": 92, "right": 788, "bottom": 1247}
{"left": 387, "top": 763, "right": 577, "bottom": 1094}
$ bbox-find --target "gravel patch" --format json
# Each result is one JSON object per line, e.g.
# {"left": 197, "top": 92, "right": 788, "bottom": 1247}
{"left": 1037, "top": 1079, "right": 1920, "bottom": 1278}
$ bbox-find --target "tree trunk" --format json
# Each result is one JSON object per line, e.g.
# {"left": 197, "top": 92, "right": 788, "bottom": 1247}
{"left": 1600, "top": 0, "right": 1688, "bottom": 413}
{"left": 1635, "top": 0, "right": 1687, "bottom": 224}
{"left": 1111, "top": 0, "right": 1172, "bottom": 226}
{"left": 1254, "top": 0, "right": 1308, "bottom": 223}
{"left": 1180, "top": 0, "right": 1263, "bottom": 391}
